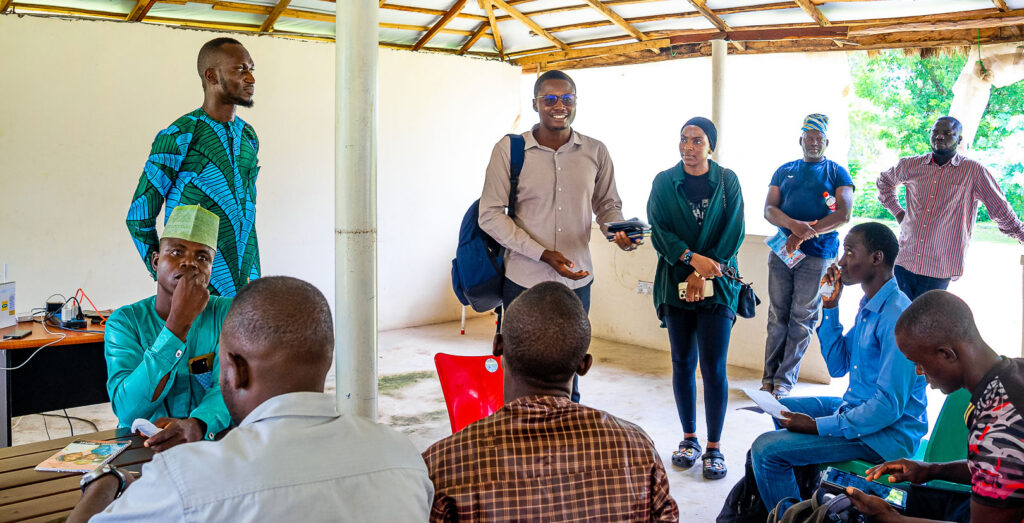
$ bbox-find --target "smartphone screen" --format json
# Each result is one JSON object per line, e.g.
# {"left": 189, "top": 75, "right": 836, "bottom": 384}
{"left": 821, "top": 467, "right": 908, "bottom": 510}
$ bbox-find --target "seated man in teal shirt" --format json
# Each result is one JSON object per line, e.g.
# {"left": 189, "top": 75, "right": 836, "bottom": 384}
{"left": 105, "top": 205, "right": 231, "bottom": 451}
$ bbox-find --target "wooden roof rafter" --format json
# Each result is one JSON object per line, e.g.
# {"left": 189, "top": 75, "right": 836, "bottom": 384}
{"left": 413, "top": 0, "right": 467, "bottom": 51}
{"left": 1, "top": 0, "right": 15, "bottom": 11}
{"left": 579, "top": 0, "right": 648, "bottom": 42}
{"left": 258, "top": 0, "right": 291, "bottom": 32}
{"left": 125, "top": 0, "right": 156, "bottom": 21}
{"left": 683, "top": 0, "right": 745, "bottom": 51}
{"left": 484, "top": 0, "right": 504, "bottom": 57}
{"left": 490, "top": 0, "right": 569, "bottom": 50}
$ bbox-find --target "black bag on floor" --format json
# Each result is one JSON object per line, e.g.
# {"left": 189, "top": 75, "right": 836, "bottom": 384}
{"left": 717, "top": 450, "right": 821, "bottom": 523}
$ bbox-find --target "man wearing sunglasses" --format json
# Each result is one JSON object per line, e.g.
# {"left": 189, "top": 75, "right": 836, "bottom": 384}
{"left": 478, "top": 70, "right": 634, "bottom": 402}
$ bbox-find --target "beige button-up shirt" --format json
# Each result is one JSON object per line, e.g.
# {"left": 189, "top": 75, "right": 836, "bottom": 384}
{"left": 478, "top": 126, "right": 624, "bottom": 289}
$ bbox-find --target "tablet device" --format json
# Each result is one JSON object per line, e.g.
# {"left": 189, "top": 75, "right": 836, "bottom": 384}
{"left": 820, "top": 467, "right": 908, "bottom": 510}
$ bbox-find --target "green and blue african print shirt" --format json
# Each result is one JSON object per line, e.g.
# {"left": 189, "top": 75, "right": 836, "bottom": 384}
{"left": 127, "top": 108, "right": 260, "bottom": 297}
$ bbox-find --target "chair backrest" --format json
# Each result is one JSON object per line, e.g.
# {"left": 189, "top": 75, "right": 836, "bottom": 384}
{"left": 434, "top": 353, "right": 505, "bottom": 433}
{"left": 923, "top": 388, "right": 972, "bottom": 463}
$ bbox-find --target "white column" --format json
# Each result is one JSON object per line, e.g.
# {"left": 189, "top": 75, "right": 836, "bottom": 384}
{"left": 335, "top": 2, "right": 378, "bottom": 419}
{"left": 711, "top": 38, "right": 726, "bottom": 163}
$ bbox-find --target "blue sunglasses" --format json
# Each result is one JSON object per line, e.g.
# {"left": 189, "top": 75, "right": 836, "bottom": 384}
{"left": 535, "top": 94, "right": 577, "bottom": 107}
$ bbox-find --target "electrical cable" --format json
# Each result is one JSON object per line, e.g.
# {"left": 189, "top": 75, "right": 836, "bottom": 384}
{"left": 62, "top": 409, "right": 74, "bottom": 436}
{"left": 0, "top": 313, "right": 66, "bottom": 371}
{"left": 40, "top": 413, "right": 98, "bottom": 432}
{"left": 42, "top": 413, "right": 50, "bottom": 440}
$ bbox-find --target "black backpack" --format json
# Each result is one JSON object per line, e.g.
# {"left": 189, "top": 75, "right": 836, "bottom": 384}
{"left": 451, "top": 134, "right": 525, "bottom": 312}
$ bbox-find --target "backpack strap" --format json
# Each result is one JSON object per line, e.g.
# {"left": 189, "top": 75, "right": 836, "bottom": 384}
{"left": 506, "top": 133, "right": 525, "bottom": 219}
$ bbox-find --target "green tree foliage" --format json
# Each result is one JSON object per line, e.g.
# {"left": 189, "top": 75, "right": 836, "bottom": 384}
{"left": 848, "top": 50, "right": 1024, "bottom": 221}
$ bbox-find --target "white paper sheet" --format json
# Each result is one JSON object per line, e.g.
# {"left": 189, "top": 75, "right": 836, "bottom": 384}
{"left": 742, "top": 388, "right": 788, "bottom": 419}
{"left": 131, "top": 418, "right": 162, "bottom": 437}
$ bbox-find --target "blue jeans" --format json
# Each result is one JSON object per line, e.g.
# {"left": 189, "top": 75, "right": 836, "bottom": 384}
{"left": 750, "top": 396, "right": 882, "bottom": 513}
{"left": 763, "top": 254, "right": 831, "bottom": 391}
{"left": 502, "top": 279, "right": 591, "bottom": 403}
{"left": 663, "top": 305, "right": 734, "bottom": 443}
{"left": 894, "top": 265, "right": 950, "bottom": 301}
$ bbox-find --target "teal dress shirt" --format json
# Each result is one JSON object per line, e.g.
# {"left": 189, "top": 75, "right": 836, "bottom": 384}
{"left": 104, "top": 295, "right": 232, "bottom": 440}
{"left": 815, "top": 278, "right": 928, "bottom": 461}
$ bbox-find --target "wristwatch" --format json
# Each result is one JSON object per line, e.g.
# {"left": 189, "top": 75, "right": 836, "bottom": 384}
{"left": 81, "top": 464, "right": 128, "bottom": 498}
{"left": 682, "top": 250, "right": 694, "bottom": 265}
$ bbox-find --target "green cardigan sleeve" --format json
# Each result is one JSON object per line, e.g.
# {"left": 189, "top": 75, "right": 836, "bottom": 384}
{"left": 647, "top": 170, "right": 690, "bottom": 266}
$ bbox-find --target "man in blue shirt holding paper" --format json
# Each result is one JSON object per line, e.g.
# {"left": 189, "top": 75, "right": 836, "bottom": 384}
{"left": 750, "top": 222, "right": 928, "bottom": 514}
{"left": 762, "top": 114, "right": 854, "bottom": 398}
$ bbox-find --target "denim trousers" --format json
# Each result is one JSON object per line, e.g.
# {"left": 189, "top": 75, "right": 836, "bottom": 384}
{"left": 502, "top": 279, "right": 591, "bottom": 403}
{"left": 894, "top": 264, "right": 950, "bottom": 301}
{"left": 763, "top": 254, "right": 831, "bottom": 390}
{"left": 663, "top": 305, "right": 734, "bottom": 443}
{"left": 750, "top": 396, "right": 882, "bottom": 513}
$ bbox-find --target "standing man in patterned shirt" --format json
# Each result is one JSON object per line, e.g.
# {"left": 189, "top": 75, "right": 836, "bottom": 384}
{"left": 846, "top": 290, "right": 1024, "bottom": 523}
{"left": 876, "top": 116, "right": 1024, "bottom": 301}
{"left": 422, "top": 282, "right": 678, "bottom": 522}
{"left": 127, "top": 37, "right": 260, "bottom": 297}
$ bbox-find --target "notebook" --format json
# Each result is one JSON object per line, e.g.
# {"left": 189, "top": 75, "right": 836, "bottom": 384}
{"left": 35, "top": 439, "right": 130, "bottom": 473}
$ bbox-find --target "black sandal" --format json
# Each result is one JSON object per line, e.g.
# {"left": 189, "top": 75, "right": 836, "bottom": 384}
{"left": 702, "top": 448, "right": 727, "bottom": 480}
{"left": 671, "top": 438, "right": 701, "bottom": 469}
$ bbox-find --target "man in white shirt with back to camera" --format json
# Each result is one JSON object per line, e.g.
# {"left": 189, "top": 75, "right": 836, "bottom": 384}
{"left": 70, "top": 276, "right": 433, "bottom": 523}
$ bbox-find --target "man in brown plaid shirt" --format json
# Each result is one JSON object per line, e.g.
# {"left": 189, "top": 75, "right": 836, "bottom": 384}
{"left": 422, "top": 282, "right": 679, "bottom": 522}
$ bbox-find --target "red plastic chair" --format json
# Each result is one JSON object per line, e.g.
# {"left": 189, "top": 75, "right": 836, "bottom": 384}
{"left": 434, "top": 353, "right": 505, "bottom": 433}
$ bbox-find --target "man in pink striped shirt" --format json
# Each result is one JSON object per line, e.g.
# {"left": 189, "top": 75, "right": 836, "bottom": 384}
{"left": 877, "top": 116, "right": 1024, "bottom": 300}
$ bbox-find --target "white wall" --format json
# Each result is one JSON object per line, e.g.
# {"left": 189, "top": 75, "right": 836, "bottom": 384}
{"left": 0, "top": 15, "right": 520, "bottom": 330}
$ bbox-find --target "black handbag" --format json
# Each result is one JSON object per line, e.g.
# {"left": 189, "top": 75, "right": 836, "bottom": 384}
{"left": 722, "top": 268, "right": 760, "bottom": 319}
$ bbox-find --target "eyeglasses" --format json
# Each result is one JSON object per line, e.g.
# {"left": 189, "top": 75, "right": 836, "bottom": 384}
{"left": 535, "top": 94, "right": 578, "bottom": 107}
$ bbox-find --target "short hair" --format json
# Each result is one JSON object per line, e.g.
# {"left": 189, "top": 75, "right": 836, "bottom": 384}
{"left": 223, "top": 276, "right": 334, "bottom": 358}
{"left": 197, "top": 37, "right": 244, "bottom": 80}
{"left": 533, "top": 70, "right": 576, "bottom": 97}
{"left": 936, "top": 116, "right": 963, "bottom": 132}
{"left": 501, "top": 282, "right": 590, "bottom": 384}
{"left": 895, "top": 290, "right": 981, "bottom": 347}
{"left": 849, "top": 222, "right": 898, "bottom": 269}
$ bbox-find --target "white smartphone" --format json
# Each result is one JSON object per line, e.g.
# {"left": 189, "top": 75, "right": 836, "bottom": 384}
{"left": 678, "top": 279, "right": 714, "bottom": 299}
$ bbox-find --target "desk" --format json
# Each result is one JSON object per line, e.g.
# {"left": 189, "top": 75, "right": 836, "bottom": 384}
{"left": 0, "top": 322, "right": 109, "bottom": 448}
{"left": 0, "top": 428, "right": 151, "bottom": 522}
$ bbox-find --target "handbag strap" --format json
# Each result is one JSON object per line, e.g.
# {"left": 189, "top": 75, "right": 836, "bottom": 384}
{"left": 507, "top": 134, "right": 525, "bottom": 219}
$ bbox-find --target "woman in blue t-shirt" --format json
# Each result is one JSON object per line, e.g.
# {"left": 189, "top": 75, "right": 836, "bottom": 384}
{"left": 762, "top": 114, "right": 854, "bottom": 398}
{"left": 648, "top": 117, "right": 746, "bottom": 480}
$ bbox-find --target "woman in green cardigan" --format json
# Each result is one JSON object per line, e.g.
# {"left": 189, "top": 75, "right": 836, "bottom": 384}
{"left": 647, "top": 117, "right": 745, "bottom": 480}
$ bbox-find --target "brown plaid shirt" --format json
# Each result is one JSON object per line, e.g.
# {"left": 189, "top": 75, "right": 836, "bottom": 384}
{"left": 422, "top": 395, "right": 679, "bottom": 522}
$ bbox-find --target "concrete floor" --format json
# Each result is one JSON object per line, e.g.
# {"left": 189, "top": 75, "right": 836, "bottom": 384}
{"left": 13, "top": 315, "right": 947, "bottom": 520}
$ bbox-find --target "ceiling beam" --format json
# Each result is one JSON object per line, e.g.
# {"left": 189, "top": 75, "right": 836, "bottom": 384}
{"left": 491, "top": 0, "right": 570, "bottom": 50}
{"left": 0, "top": 0, "right": 13, "bottom": 11}
{"left": 852, "top": 15, "right": 1024, "bottom": 36}
{"left": 484, "top": 0, "right": 504, "bottom": 57}
{"left": 413, "top": 0, "right": 467, "bottom": 51}
{"left": 259, "top": 0, "right": 291, "bottom": 32}
{"left": 516, "top": 38, "right": 671, "bottom": 65}
{"left": 125, "top": 0, "right": 157, "bottom": 21}
{"left": 381, "top": 2, "right": 487, "bottom": 21}
{"left": 993, "top": 0, "right": 1009, "bottom": 11}
{"left": 683, "top": 0, "right": 745, "bottom": 50}
{"left": 580, "top": 0, "right": 648, "bottom": 41}
{"left": 381, "top": 22, "right": 473, "bottom": 36}
{"left": 793, "top": 0, "right": 830, "bottom": 26}
{"left": 458, "top": 22, "right": 490, "bottom": 55}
